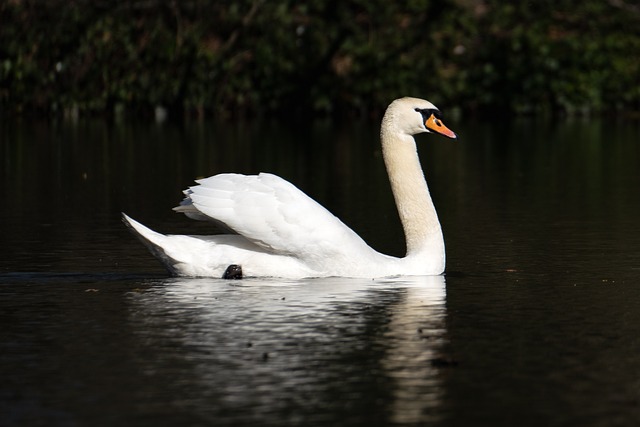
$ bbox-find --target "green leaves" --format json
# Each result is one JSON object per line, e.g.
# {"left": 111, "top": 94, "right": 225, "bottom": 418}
{"left": 1, "top": 0, "right": 638, "bottom": 117}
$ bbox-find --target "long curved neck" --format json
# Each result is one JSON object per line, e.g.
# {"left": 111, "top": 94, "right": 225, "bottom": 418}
{"left": 381, "top": 125, "right": 443, "bottom": 257}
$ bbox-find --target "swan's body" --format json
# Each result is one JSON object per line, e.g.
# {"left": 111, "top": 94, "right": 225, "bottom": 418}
{"left": 124, "top": 97, "right": 457, "bottom": 278}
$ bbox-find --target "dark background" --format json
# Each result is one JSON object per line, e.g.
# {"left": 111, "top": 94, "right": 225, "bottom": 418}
{"left": 2, "top": 0, "right": 639, "bottom": 119}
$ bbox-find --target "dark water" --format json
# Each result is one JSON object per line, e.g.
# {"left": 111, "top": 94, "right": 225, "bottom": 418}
{"left": 1, "top": 117, "right": 640, "bottom": 426}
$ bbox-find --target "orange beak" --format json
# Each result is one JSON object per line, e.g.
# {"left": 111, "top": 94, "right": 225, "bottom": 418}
{"left": 426, "top": 114, "right": 458, "bottom": 139}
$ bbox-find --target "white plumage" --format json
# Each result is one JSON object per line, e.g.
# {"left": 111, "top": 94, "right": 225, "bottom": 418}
{"left": 123, "top": 97, "right": 457, "bottom": 278}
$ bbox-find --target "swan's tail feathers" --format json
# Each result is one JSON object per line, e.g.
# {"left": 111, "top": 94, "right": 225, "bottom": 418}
{"left": 122, "top": 213, "right": 222, "bottom": 276}
{"left": 122, "top": 213, "right": 181, "bottom": 274}
{"left": 122, "top": 213, "right": 165, "bottom": 247}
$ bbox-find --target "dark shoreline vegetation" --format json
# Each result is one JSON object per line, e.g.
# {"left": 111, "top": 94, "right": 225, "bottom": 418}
{"left": 2, "top": 0, "right": 639, "bottom": 120}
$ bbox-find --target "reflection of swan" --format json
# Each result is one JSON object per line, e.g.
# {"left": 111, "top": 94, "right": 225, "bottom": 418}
{"left": 127, "top": 275, "right": 447, "bottom": 424}
{"left": 123, "top": 97, "right": 457, "bottom": 278}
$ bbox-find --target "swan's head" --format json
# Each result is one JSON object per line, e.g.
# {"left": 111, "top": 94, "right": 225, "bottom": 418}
{"left": 384, "top": 97, "right": 458, "bottom": 139}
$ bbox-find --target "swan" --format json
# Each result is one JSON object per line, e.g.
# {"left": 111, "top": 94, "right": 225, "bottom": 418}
{"left": 123, "top": 97, "right": 457, "bottom": 278}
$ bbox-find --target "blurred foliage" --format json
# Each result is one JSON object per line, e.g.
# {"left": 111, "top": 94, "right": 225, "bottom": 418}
{"left": 1, "top": 0, "right": 639, "bottom": 117}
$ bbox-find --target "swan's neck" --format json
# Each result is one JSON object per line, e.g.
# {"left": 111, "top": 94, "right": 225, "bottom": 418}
{"left": 381, "top": 127, "right": 444, "bottom": 257}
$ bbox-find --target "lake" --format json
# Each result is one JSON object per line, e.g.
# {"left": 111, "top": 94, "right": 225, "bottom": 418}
{"left": 1, "top": 115, "right": 639, "bottom": 426}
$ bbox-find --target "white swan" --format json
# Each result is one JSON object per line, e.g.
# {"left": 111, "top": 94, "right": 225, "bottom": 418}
{"left": 123, "top": 97, "right": 457, "bottom": 278}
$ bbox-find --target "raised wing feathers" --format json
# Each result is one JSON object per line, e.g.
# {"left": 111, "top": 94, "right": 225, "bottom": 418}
{"left": 181, "top": 173, "right": 374, "bottom": 262}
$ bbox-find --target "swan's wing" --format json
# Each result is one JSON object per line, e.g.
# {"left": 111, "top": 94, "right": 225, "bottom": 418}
{"left": 173, "top": 193, "right": 238, "bottom": 234}
{"left": 177, "top": 173, "right": 374, "bottom": 261}
{"left": 173, "top": 196, "right": 212, "bottom": 221}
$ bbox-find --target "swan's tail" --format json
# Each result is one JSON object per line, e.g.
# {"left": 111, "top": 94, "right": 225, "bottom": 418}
{"left": 122, "top": 213, "right": 165, "bottom": 248}
{"left": 122, "top": 213, "right": 223, "bottom": 276}
{"left": 122, "top": 213, "right": 182, "bottom": 274}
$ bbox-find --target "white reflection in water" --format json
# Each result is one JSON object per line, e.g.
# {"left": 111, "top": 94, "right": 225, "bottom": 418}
{"left": 127, "top": 275, "right": 447, "bottom": 425}
{"left": 379, "top": 277, "right": 448, "bottom": 425}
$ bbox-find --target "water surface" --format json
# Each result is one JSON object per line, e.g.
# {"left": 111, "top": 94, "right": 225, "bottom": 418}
{"left": 1, "top": 117, "right": 639, "bottom": 426}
